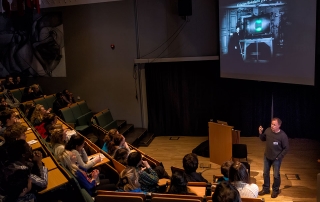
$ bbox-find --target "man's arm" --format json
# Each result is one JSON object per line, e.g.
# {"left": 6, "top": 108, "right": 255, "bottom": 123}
{"left": 259, "top": 126, "right": 266, "bottom": 141}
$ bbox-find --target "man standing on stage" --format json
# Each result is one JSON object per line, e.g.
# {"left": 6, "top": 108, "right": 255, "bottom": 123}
{"left": 258, "top": 117, "right": 289, "bottom": 198}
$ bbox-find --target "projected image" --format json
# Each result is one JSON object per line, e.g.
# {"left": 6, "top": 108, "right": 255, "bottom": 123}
{"left": 219, "top": 0, "right": 316, "bottom": 85}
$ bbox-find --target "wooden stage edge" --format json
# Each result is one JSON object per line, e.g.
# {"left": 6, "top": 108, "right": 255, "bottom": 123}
{"left": 141, "top": 136, "right": 320, "bottom": 202}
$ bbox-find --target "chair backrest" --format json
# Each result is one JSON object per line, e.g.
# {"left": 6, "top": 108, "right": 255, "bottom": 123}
{"left": 171, "top": 166, "right": 185, "bottom": 174}
{"left": 70, "top": 103, "right": 82, "bottom": 119}
{"left": 44, "top": 94, "right": 56, "bottom": 109}
{"left": 78, "top": 100, "right": 91, "bottom": 114}
{"left": 110, "top": 157, "right": 126, "bottom": 174}
{"left": 151, "top": 193, "right": 203, "bottom": 202}
{"left": 60, "top": 107, "right": 76, "bottom": 123}
{"left": 95, "top": 191, "right": 145, "bottom": 202}
{"left": 232, "top": 144, "right": 248, "bottom": 159}
{"left": 34, "top": 97, "right": 49, "bottom": 109}
{"left": 95, "top": 109, "right": 113, "bottom": 128}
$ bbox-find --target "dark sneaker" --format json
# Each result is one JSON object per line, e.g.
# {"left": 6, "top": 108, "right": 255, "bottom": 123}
{"left": 258, "top": 189, "right": 270, "bottom": 196}
{"left": 271, "top": 191, "right": 280, "bottom": 198}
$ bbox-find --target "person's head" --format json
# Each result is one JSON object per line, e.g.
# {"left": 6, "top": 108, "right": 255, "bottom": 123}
{"left": 58, "top": 150, "right": 78, "bottom": 174}
{"left": 23, "top": 87, "right": 33, "bottom": 94}
{"left": 221, "top": 161, "right": 233, "bottom": 178}
{"left": 167, "top": 170, "right": 188, "bottom": 194}
{"left": 5, "top": 89, "right": 14, "bottom": 98}
{"left": 3, "top": 123, "right": 28, "bottom": 145}
{"left": 0, "top": 109, "right": 17, "bottom": 126}
{"left": 127, "top": 151, "right": 142, "bottom": 167}
{"left": 65, "top": 135, "right": 85, "bottom": 152}
{"left": 30, "top": 104, "right": 46, "bottom": 123}
{"left": 7, "top": 139, "right": 33, "bottom": 162}
{"left": 114, "top": 148, "right": 129, "bottom": 166}
{"left": 271, "top": 117, "right": 282, "bottom": 133}
{"left": 56, "top": 92, "right": 63, "bottom": 99}
{"left": 43, "top": 113, "right": 57, "bottom": 125}
{"left": 103, "top": 128, "right": 119, "bottom": 143}
{"left": 228, "top": 162, "right": 249, "bottom": 183}
{"left": 62, "top": 89, "right": 70, "bottom": 95}
{"left": 50, "top": 128, "right": 67, "bottom": 146}
{"left": 183, "top": 153, "right": 199, "bottom": 173}
{"left": 108, "top": 133, "right": 125, "bottom": 155}
{"left": 6, "top": 75, "right": 13, "bottom": 84}
{"left": 15, "top": 76, "right": 21, "bottom": 83}
{"left": 31, "top": 84, "right": 40, "bottom": 93}
{"left": 118, "top": 167, "right": 140, "bottom": 192}
{"left": 212, "top": 181, "right": 241, "bottom": 202}
{"left": 6, "top": 168, "right": 32, "bottom": 201}
{"left": 0, "top": 96, "right": 7, "bottom": 106}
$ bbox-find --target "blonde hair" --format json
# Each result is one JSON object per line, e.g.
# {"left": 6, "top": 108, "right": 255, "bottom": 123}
{"left": 58, "top": 150, "right": 79, "bottom": 175}
{"left": 118, "top": 167, "right": 140, "bottom": 191}
{"left": 30, "top": 104, "right": 44, "bottom": 124}
{"left": 50, "top": 128, "right": 65, "bottom": 146}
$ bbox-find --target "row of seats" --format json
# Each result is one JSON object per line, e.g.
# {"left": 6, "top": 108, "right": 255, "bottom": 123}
{"left": 91, "top": 108, "right": 118, "bottom": 131}
{"left": 59, "top": 101, "right": 93, "bottom": 132}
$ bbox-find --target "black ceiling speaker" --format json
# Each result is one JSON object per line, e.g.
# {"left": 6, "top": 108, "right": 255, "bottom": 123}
{"left": 178, "top": 0, "right": 192, "bottom": 16}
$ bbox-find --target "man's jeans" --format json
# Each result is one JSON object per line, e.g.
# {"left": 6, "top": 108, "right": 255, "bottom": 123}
{"left": 262, "top": 155, "right": 282, "bottom": 192}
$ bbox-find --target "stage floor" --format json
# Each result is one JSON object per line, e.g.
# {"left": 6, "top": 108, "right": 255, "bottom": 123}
{"left": 141, "top": 136, "right": 320, "bottom": 202}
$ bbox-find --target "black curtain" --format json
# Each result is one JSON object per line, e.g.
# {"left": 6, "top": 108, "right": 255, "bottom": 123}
{"left": 145, "top": 61, "right": 272, "bottom": 137}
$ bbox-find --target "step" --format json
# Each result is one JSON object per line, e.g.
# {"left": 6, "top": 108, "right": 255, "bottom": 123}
{"left": 116, "top": 120, "right": 127, "bottom": 129}
{"left": 138, "top": 132, "right": 155, "bottom": 147}
{"left": 124, "top": 128, "right": 147, "bottom": 146}
{"left": 118, "top": 124, "right": 134, "bottom": 135}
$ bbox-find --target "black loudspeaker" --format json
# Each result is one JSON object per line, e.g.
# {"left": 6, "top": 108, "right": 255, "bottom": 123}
{"left": 178, "top": 0, "right": 192, "bottom": 16}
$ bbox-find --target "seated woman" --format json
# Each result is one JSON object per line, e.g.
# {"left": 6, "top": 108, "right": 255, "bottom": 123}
{"left": 30, "top": 104, "right": 51, "bottom": 126}
{"left": 65, "top": 135, "right": 101, "bottom": 170}
{"left": 212, "top": 181, "right": 241, "bottom": 202}
{"left": 59, "top": 150, "right": 116, "bottom": 196}
{"left": 62, "top": 89, "right": 76, "bottom": 104}
{"left": 108, "top": 133, "right": 130, "bottom": 157}
{"left": 101, "top": 128, "right": 119, "bottom": 153}
{"left": 21, "top": 87, "right": 33, "bottom": 102}
{"left": 229, "top": 161, "right": 259, "bottom": 198}
{"left": 35, "top": 113, "right": 59, "bottom": 141}
{"left": 114, "top": 148, "right": 129, "bottom": 166}
{"left": 3, "top": 123, "right": 27, "bottom": 146}
{"left": 50, "top": 128, "right": 68, "bottom": 157}
{"left": 167, "top": 170, "right": 195, "bottom": 195}
{"left": 117, "top": 166, "right": 146, "bottom": 194}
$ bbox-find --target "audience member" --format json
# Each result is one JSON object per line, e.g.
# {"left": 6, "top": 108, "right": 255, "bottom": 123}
{"left": 117, "top": 166, "right": 146, "bottom": 194}
{"left": 114, "top": 148, "right": 129, "bottom": 166}
{"left": 108, "top": 133, "right": 130, "bottom": 157}
{"left": 52, "top": 92, "right": 69, "bottom": 116}
{"left": 2, "top": 168, "right": 36, "bottom": 202}
{"left": 65, "top": 135, "right": 100, "bottom": 170}
{"left": 217, "top": 161, "right": 233, "bottom": 183}
{"left": 30, "top": 104, "right": 51, "bottom": 126}
{"left": 101, "top": 128, "right": 119, "bottom": 153}
{"left": 34, "top": 113, "right": 57, "bottom": 141}
{"left": 182, "top": 153, "right": 208, "bottom": 182}
{"left": 127, "top": 151, "right": 159, "bottom": 192}
{"left": 0, "top": 97, "right": 10, "bottom": 112}
{"left": 229, "top": 161, "right": 259, "bottom": 198}
{"left": 21, "top": 87, "right": 33, "bottom": 102}
{"left": 167, "top": 170, "right": 193, "bottom": 195}
{"left": 4, "top": 75, "right": 15, "bottom": 90}
{"left": 62, "top": 89, "right": 75, "bottom": 104}
{"left": 59, "top": 150, "right": 116, "bottom": 196}
{"left": 0, "top": 109, "right": 19, "bottom": 135}
{"left": 6, "top": 140, "right": 48, "bottom": 191}
{"left": 14, "top": 76, "right": 23, "bottom": 88}
{"left": 30, "top": 84, "right": 44, "bottom": 99}
{"left": 3, "top": 123, "right": 27, "bottom": 146}
{"left": 212, "top": 181, "right": 241, "bottom": 202}
{"left": 50, "top": 128, "right": 68, "bottom": 157}
{"left": 3, "top": 89, "right": 20, "bottom": 108}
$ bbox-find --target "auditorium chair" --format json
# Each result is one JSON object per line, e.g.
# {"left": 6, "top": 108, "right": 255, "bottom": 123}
{"left": 95, "top": 191, "right": 146, "bottom": 202}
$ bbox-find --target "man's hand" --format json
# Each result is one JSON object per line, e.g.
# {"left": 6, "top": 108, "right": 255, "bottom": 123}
{"left": 141, "top": 160, "right": 150, "bottom": 169}
{"left": 258, "top": 126, "right": 264, "bottom": 134}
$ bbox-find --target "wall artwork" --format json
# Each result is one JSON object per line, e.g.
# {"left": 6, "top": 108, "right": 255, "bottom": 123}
{"left": 0, "top": 11, "right": 66, "bottom": 77}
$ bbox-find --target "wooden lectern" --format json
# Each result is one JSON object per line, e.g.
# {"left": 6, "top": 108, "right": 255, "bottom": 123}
{"left": 208, "top": 122, "right": 240, "bottom": 165}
